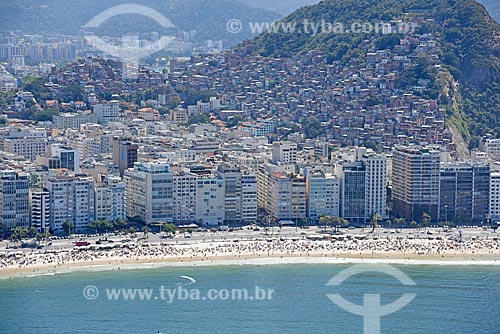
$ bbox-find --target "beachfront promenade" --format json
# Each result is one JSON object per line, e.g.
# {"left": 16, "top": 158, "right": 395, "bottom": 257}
{"left": 1, "top": 226, "right": 499, "bottom": 278}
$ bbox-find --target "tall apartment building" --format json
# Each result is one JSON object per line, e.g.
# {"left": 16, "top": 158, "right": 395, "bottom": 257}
{"left": 485, "top": 139, "right": 500, "bottom": 161}
{"left": 241, "top": 172, "right": 258, "bottom": 223}
{"left": 439, "top": 163, "right": 490, "bottom": 224}
{"left": 217, "top": 165, "right": 242, "bottom": 226}
{"left": 53, "top": 112, "right": 96, "bottom": 129}
{"left": 173, "top": 170, "right": 197, "bottom": 223}
{"left": 45, "top": 173, "right": 95, "bottom": 233}
{"left": 4, "top": 136, "right": 47, "bottom": 161}
{"left": 50, "top": 144, "right": 80, "bottom": 173}
{"left": 94, "top": 100, "right": 120, "bottom": 124}
{"left": 0, "top": 170, "right": 30, "bottom": 229}
{"left": 340, "top": 162, "right": 366, "bottom": 222}
{"left": 94, "top": 175, "right": 126, "bottom": 222}
{"left": 258, "top": 165, "right": 306, "bottom": 221}
{"left": 195, "top": 176, "right": 224, "bottom": 226}
{"left": 113, "top": 137, "right": 138, "bottom": 177}
{"left": 490, "top": 172, "right": 500, "bottom": 221}
{"left": 30, "top": 188, "right": 50, "bottom": 232}
{"left": 306, "top": 169, "right": 340, "bottom": 222}
{"left": 363, "top": 153, "right": 388, "bottom": 219}
{"left": 392, "top": 146, "right": 441, "bottom": 222}
{"left": 238, "top": 118, "right": 276, "bottom": 136}
{"left": 124, "top": 162, "right": 173, "bottom": 224}
{"left": 272, "top": 141, "right": 297, "bottom": 164}
{"left": 36, "top": 144, "right": 80, "bottom": 172}
{"left": 170, "top": 107, "right": 188, "bottom": 123}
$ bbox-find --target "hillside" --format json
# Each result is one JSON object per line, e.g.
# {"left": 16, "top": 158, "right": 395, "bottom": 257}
{"left": 478, "top": 0, "right": 500, "bottom": 22}
{"left": 0, "top": 0, "right": 280, "bottom": 45}
{"left": 240, "top": 0, "right": 321, "bottom": 15}
{"left": 245, "top": 0, "right": 500, "bottom": 148}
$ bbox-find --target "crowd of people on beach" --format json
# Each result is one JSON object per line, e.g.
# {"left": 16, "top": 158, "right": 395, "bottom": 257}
{"left": 1, "top": 235, "right": 499, "bottom": 270}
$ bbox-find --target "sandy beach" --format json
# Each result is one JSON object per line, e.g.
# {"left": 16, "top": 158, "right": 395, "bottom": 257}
{"left": 1, "top": 232, "right": 500, "bottom": 279}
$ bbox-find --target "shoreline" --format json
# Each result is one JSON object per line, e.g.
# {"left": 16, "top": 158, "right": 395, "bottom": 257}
{"left": 2, "top": 231, "right": 500, "bottom": 279}
{"left": 2, "top": 252, "right": 500, "bottom": 280}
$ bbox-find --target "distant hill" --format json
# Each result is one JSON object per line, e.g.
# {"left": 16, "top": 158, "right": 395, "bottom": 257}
{"left": 0, "top": 0, "right": 280, "bottom": 45}
{"left": 478, "top": 0, "right": 500, "bottom": 23}
{"left": 240, "top": 0, "right": 321, "bottom": 15}
{"left": 244, "top": 0, "right": 500, "bottom": 148}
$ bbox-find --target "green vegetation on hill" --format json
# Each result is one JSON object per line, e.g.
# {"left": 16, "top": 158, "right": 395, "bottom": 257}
{"left": 240, "top": 0, "right": 320, "bottom": 15}
{"left": 245, "top": 0, "right": 500, "bottom": 148}
{"left": 0, "top": 0, "right": 280, "bottom": 45}
{"left": 478, "top": 0, "right": 500, "bottom": 23}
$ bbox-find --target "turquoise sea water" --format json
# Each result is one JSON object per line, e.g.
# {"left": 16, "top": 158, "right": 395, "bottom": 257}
{"left": 1, "top": 264, "right": 499, "bottom": 334}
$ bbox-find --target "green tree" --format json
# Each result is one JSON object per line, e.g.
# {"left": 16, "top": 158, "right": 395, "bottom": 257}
{"left": 398, "top": 218, "right": 407, "bottom": 227}
{"left": 371, "top": 213, "right": 382, "bottom": 233}
{"left": 89, "top": 220, "right": 113, "bottom": 233}
{"left": 62, "top": 221, "right": 75, "bottom": 236}
{"left": 141, "top": 226, "right": 150, "bottom": 238}
{"left": 319, "top": 216, "right": 335, "bottom": 232}
{"left": 162, "top": 223, "right": 178, "bottom": 236}
{"left": 10, "top": 227, "right": 28, "bottom": 243}
{"left": 410, "top": 220, "right": 418, "bottom": 231}
{"left": 112, "top": 218, "right": 128, "bottom": 231}
{"left": 188, "top": 113, "right": 211, "bottom": 125}
{"left": 422, "top": 212, "right": 431, "bottom": 231}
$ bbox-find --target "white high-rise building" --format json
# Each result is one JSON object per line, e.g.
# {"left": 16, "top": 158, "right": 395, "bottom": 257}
{"left": 50, "top": 144, "right": 80, "bottom": 172}
{"left": 306, "top": 169, "right": 340, "bottom": 222}
{"left": 46, "top": 173, "right": 95, "bottom": 233}
{"left": 362, "top": 153, "right": 388, "bottom": 219}
{"left": 94, "top": 100, "right": 120, "bottom": 124}
{"left": 485, "top": 139, "right": 500, "bottom": 161}
{"left": 258, "top": 166, "right": 306, "bottom": 221}
{"left": 124, "top": 162, "right": 173, "bottom": 224}
{"left": 0, "top": 170, "right": 30, "bottom": 229}
{"left": 4, "top": 136, "right": 47, "bottom": 161}
{"left": 3, "top": 128, "right": 48, "bottom": 161}
{"left": 217, "top": 165, "right": 242, "bottom": 226}
{"left": 30, "top": 188, "right": 50, "bottom": 232}
{"left": 490, "top": 172, "right": 500, "bottom": 221}
{"left": 173, "top": 170, "right": 197, "bottom": 223}
{"left": 195, "top": 176, "right": 224, "bottom": 226}
{"left": 94, "top": 175, "right": 126, "bottom": 222}
{"left": 241, "top": 172, "right": 258, "bottom": 223}
{"left": 272, "top": 141, "right": 298, "bottom": 165}
{"left": 338, "top": 149, "right": 388, "bottom": 222}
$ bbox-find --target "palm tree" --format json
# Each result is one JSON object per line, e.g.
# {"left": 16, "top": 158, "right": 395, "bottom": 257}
{"left": 27, "top": 227, "right": 37, "bottom": 238}
{"left": 422, "top": 212, "right": 431, "bottom": 232}
{"left": 395, "top": 217, "right": 406, "bottom": 227}
{"left": 371, "top": 213, "right": 382, "bottom": 233}
{"left": 491, "top": 223, "right": 499, "bottom": 233}
{"left": 141, "top": 226, "right": 150, "bottom": 238}
{"left": 410, "top": 220, "right": 418, "bottom": 231}
{"left": 62, "top": 221, "right": 75, "bottom": 236}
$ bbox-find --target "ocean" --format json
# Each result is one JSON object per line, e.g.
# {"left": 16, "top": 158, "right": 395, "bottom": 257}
{"left": 1, "top": 264, "right": 499, "bottom": 333}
